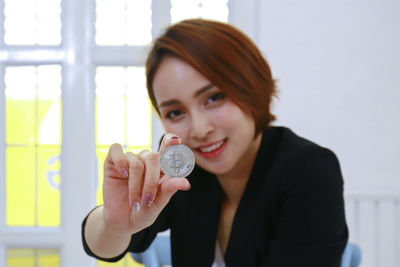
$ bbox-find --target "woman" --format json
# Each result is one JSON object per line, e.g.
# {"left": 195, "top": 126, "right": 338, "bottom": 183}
{"left": 82, "top": 19, "right": 348, "bottom": 266}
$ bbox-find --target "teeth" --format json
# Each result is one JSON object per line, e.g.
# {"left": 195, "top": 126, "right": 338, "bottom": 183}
{"left": 200, "top": 140, "right": 224, "bottom": 153}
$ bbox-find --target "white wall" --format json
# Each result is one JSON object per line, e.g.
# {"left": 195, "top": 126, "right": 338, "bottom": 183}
{"left": 258, "top": 0, "right": 400, "bottom": 193}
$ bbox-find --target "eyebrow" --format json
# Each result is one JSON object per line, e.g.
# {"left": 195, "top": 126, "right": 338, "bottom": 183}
{"left": 158, "top": 83, "right": 215, "bottom": 108}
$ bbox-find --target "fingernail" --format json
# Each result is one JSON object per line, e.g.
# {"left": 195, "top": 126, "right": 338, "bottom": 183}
{"left": 121, "top": 168, "right": 128, "bottom": 177}
{"left": 132, "top": 201, "right": 140, "bottom": 212}
{"left": 143, "top": 193, "right": 153, "bottom": 207}
{"left": 171, "top": 136, "right": 179, "bottom": 140}
{"left": 185, "top": 184, "right": 191, "bottom": 190}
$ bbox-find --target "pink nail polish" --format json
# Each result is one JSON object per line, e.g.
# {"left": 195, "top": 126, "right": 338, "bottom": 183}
{"left": 143, "top": 193, "right": 153, "bottom": 207}
{"left": 132, "top": 201, "right": 140, "bottom": 212}
{"left": 121, "top": 168, "right": 128, "bottom": 177}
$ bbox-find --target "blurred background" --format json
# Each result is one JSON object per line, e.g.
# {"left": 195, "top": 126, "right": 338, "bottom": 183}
{"left": 0, "top": 0, "right": 398, "bottom": 266}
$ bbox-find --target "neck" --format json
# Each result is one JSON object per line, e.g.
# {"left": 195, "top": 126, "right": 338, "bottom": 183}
{"left": 217, "top": 133, "right": 262, "bottom": 205}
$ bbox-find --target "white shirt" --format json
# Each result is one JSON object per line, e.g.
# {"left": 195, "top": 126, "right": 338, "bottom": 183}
{"left": 212, "top": 241, "right": 226, "bottom": 267}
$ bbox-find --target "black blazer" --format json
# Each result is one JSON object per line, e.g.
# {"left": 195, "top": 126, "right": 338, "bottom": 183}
{"left": 83, "top": 126, "right": 348, "bottom": 266}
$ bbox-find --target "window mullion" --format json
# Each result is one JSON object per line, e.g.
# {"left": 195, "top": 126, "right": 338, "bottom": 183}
{"left": 0, "top": 229, "right": 62, "bottom": 246}
{"left": 93, "top": 46, "right": 147, "bottom": 66}
{"left": 0, "top": 46, "right": 64, "bottom": 65}
{"left": 228, "top": 0, "right": 259, "bottom": 44}
{"left": 60, "top": 0, "right": 96, "bottom": 266}
{"left": 150, "top": 0, "right": 171, "bottom": 152}
{"left": 0, "top": 246, "right": 5, "bottom": 267}
{"left": 0, "top": 0, "right": 4, "bottom": 46}
{"left": 151, "top": 0, "right": 171, "bottom": 39}
{"left": 0, "top": 63, "right": 6, "bottom": 266}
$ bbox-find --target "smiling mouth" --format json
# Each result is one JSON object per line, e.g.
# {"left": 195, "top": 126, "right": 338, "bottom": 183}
{"left": 197, "top": 139, "right": 226, "bottom": 153}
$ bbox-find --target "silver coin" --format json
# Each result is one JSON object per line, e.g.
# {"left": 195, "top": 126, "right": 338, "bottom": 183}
{"left": 160, "top": 144, "right": 195, "bottom": 178}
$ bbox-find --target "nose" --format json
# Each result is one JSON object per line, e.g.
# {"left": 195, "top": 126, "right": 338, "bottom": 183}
{"left": 189, "top": 110, "right": 214, "bottom": 140}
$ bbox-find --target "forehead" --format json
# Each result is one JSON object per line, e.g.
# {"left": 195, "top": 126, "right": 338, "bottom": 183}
{"left": 152, "top": 57, "right": 211, "bottom": 102}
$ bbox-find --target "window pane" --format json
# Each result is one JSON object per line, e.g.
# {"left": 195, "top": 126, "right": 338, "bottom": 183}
{"left": 5, "top": 66, "right": 36, "bottom": 144}
{"left": 37, "top": 65, "right": 62, "bottom": 145}
{"left": 126, "top": 68, "right": 151, "bottom": 146}
{"left": 5, "top": 65, "right": 62, "bottom": 227}
{"left": 7, "top": 249, "right": 35, "bottom": 267}
{"left": 96, "top": 67, "right": 126, "bottom": 145}
{"left": 38, "top": 148, "right": 61, "bottom": 226}
{"left": 38, "top": 99, "right": 61, "bottom": 145}
{"left": 7, "top": 248, "right": 60, "bottom": 267}
{"left": 95, "top": 66, "right": 151, "bottom": 147}
{"left": 96, "top": 147, "right": 108, "bottom": 206}
{"left": 96, "top": 97, "right": 125, "bottom": 144}
{"left": 6, "top": 147, "right": 36, "bottom": 226}
{"left": 96, "top": 0, "right": 152, "bottom": 46}
{"left": 170, "top": 0, "right": 229, "bottom": 23}
{"left": 4, "top": 0, "right": 61, "bottom": 45}
{"left": 37, "top": 249, "right": 60, "bottom": 267}
{"left": 5, "top": 147, "right": 61, "bottom": 227}
{"left": 5, "top": 66, "right": 62, "bottom": 145}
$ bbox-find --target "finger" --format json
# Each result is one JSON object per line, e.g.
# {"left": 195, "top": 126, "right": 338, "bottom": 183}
{"left": 105, "top": 143, "right": 129, "bottom": 178}
{"left": 138, "top": 150, "right": 161, "bottom": 207}
{"left": 154, "top": 177, "right": 191, "bottom": 209}
{"left": 125, "top": 152, "right": 144, "bottom": 209}
{"left": 158, "top": 133, "right": 182, "bottom": 154}
{"left": 161, "top": 177, "right": 191, "bottom": 192}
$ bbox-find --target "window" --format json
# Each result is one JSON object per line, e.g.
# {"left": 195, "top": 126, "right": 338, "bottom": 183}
{"left": 0, "top": 0, "right": 255, "bottom": 266}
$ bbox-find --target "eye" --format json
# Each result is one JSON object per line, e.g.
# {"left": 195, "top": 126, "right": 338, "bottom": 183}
{"left": 207, "top": 92, "right": 225, "bottom": 105}
{"left": 165, "top": 109, "right": 184, "bottom": 120}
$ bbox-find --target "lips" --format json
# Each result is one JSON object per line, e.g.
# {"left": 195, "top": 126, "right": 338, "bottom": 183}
{"left": 195, "top": 139, "right": 227, "bottom": 159}
{"left": 199, "top": 140, "right": 225, "bottom": 152}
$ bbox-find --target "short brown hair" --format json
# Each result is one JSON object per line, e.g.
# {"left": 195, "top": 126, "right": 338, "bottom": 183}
{"left": 146, "top": 19, "right": 277, "bottom": 135}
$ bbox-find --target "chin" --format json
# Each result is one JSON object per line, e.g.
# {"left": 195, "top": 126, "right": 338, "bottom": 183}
{"left": 199, "top": 161, "right": 234, "bottom": 176}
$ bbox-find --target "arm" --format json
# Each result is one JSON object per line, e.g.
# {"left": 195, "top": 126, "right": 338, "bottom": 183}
{"left": 82, "top": 206, "right": 133, "bottom": 261}
{"left": 265, "top": 147, "right": 348, "bottom": 267}
{"left": 81, "top": 134, "right": 191, "bottom": 261}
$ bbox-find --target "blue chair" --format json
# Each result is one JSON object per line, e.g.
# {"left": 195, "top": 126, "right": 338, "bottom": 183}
{"left": 131, "top": 234, "right": 171, "bottom": 267}
{"left": 341, "top": 243, "right": 362, "bottom": 267}
{"left": 131, "top": 238, "right": 361, "bottom": 267}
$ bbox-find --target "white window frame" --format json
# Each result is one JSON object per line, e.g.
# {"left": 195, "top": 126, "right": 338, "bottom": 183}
{"left": 0, "top": 0, "right": 259, "bottom": 266}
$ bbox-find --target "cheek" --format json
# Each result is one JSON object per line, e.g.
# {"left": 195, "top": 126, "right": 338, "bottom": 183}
{"left": 210, "top": 102, "right": 245, "bottom": 130}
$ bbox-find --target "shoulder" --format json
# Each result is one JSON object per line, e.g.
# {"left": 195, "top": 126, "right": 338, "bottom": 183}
{"left": 268, "top": 127, "right": 343, "bottom": 189}
{"left": 272, "top": 127, "right": 338, "bottom": 160}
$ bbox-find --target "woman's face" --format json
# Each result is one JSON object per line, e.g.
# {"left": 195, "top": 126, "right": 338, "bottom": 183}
{"left": 152, "top": 57, "right": 260, "bottom": 176}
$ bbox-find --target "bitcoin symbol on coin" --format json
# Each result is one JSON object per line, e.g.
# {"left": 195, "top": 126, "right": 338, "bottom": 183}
{"left": 160, "top": 144, "right": 195, "bottom": 178}
{"left": 169, "top": 151, "right": 184, "bottom": 174}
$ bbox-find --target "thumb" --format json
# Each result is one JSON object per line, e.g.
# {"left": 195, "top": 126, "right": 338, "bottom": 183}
{"left": 159, "top": 133, "right": 182, "bottom": 154}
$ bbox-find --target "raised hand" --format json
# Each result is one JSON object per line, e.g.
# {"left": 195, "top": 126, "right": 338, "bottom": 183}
{"left": 101, "top": 134, "right": 191, "bottom": 236}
